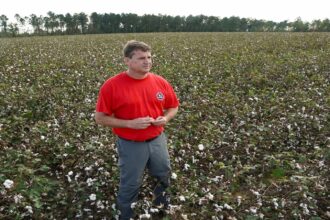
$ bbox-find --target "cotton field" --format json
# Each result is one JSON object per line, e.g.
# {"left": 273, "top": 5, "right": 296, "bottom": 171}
{"left": 0, "top": 32, "right": 329, "bottom": 219}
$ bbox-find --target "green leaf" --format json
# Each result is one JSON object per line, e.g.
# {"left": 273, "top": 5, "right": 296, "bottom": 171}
{"left": 271, "top": 167, "right": 286, "bottom": 179}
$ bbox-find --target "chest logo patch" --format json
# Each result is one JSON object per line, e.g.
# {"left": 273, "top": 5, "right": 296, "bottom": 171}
{"left": 156, "top": 92, "right": 165, "bottom": 101}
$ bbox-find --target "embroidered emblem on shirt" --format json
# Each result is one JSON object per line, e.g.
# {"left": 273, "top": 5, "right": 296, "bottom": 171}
{"left": 156, "top": 92, "right": 164, "bottom": 101}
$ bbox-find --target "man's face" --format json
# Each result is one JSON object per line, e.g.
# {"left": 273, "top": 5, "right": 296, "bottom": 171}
{"left": 125, "top": 49, "right": 152, "bottom": 75}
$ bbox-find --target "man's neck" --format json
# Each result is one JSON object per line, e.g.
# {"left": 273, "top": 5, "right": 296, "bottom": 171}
{"left": 126, "top": 70, "right": 149, "bottom": 79}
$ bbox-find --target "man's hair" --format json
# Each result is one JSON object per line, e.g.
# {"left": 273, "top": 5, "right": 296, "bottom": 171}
{"left": 123, "top": 40, "right": 151, "bottom": 58}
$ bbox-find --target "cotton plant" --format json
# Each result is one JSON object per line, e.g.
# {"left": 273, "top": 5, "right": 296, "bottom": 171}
{"left": 179, "top": 195, "right": 186, "bottom": 202}
{"left": 183, "top": 163, "right": 190, "bottom": 171}
{"left": 3, "top": 179, "right": 14, "bottom": 189}
{"left": 89, "top": 193, "right": 97, "bottom": 201}
{"left": 171, "top": 172, "right": 177, "bottom": 180}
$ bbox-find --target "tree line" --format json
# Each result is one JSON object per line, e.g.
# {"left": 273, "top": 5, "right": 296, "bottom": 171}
{"left": 1, "top": 11, "right": 330, "bottom": 37}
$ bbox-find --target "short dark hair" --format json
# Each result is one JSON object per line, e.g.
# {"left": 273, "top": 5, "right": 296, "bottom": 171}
{"left": 123, "top": 40, "right": 151, "bottom": 58}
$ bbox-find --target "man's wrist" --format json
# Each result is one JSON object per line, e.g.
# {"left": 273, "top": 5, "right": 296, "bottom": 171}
{"left": 163, "top": 115, "right": 169, "bottom": 123}
{"left": 125, "top": 120, "right": 132, "bottom": 129}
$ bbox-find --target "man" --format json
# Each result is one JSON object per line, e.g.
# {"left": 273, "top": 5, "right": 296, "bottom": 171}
{"left": 95, "top": 40, "right": 179, "bottom": 219}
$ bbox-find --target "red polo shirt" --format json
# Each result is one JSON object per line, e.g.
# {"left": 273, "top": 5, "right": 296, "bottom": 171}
{"left": 96, "top": 72, "right": 179, "bottom": 141}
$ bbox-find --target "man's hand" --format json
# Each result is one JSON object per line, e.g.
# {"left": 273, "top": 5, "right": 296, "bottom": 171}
{"left": 151, "top": 116, "right": 167, "bottom": 126}
{"left": 128, "top": 117, "right": 155, "bottom": 129}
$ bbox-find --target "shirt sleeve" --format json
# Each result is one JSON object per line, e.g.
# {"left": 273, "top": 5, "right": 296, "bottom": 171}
{"left": 96, "top": 83, "right": 113, "bottom": 115}
{"left": 164, "top": 81, "right": 180, "bottom": 109}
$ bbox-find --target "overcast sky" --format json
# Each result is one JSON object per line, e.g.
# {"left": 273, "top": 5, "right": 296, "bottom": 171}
{"left": 1, "top": 0, "right": 329, "bottom": 23}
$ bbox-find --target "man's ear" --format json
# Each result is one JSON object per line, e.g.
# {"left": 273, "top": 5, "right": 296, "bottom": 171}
{"left": 124, "top": 57, "right": 129, "bottom": 65}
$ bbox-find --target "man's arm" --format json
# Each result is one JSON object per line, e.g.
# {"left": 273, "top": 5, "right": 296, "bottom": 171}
{"left": 152, "top": 107, "right": 179, "bottom": 126}
{"left": 95, "top": 112, "right": 155, "bottom": 130}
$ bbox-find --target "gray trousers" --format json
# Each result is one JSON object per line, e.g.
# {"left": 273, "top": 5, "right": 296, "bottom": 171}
{"left": 116, "top": 132, "right": 171, "bottom": 219}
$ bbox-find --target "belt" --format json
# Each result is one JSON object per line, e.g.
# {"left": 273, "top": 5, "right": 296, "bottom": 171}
{"left": 118, "top": 134, "right": 160, "bottom": 143}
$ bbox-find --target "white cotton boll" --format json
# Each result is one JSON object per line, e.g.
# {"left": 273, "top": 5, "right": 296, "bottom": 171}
{"left": 201, "top": 187, "right": 208, "bottom": 193}
{"left": 300, "top": 203, "right": 310, "bottom": 215}
{"left": 150, "top": 208, "right": 159, "bottom": 213}
{"left": 198, "top": 144, "right": 204, "bottom": 151}
{"left": 3, "top": 179, "right": 14, "bottom": 189}
{"left": 68, "top": 171, "right": 73, "bottom": 176}
{"left": 318, "top": 160, "right": 325, "bottom": 167}
{"left": 41, "top": 135, "right": 46, "bottom": 140}
{"left": 97, "top": 201, "right": 105, "bottom": 209}
{"left": 179, "top": 195, "right": 186, "bottom": 202}
{"left": 168, "top": 205, "right": 181, "bottom": 214}
{"left": 181, "top": 214, "right": 189, "bottom": 220}
{"left": 14, "top": 194, "right": 23, "bottom": 204}
{"left": 85, "top": 166, "right": 92, "bottom": 171}
{"left": 272, "top": 198, "right": 279, "bottom": 209}
{"left": 198, "top": 198, "right": 208, "bottom": 205}
{"left": 86, "top": 178, "right": 95, "bottom": 186}
{"left": 250, "top": 206, "right": 258, "bottom": 214}
{"left": 75, "top": 173, "right": 81, "bottom": 181}
{"left": 224, "top": 203, "right": 233, "bottom": 210}
{"left": 25, "top": 205, "right": 33, "bottom": 214}
{"left": 139, "top": 213, "right": 151, "bottom": 219}
{"left": 214, "top": 204, "right": 223, "bottom": 212}
{"left": 131, "top": 202, "right": 137, "bottom": 209}
{"left": 184, "top": 163, "right": 190, "bottom": 171}
{"left": 206, "top": 193, "right": 214, "bottom": 200}
{"left": 171, "top": 173, "right": 177, "bottom": 179}
{"left": 89, "top": 194, "right": 96, "bottom": 201}
{"left": 295, "top": 163, "right": 302, "bottom": 170}
{"left": 326, "top": 211, "right": 330, "bottom": 218}
{"left": 237, "top": 196, "right": 242, "bottom": 206}
{"left": 192, "top": 156, "right": 196, "bottom": 164}
{"left": 210, "top": 176, "right": 222, "bottom": 183}
{"left": 251, "top": 189, "right": 261, "bottom": 197}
